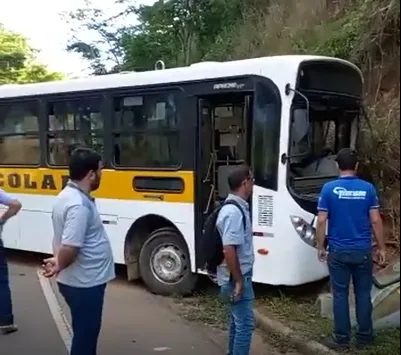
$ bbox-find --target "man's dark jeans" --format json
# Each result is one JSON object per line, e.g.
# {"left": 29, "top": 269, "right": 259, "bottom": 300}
{"left": 0, "top": 238, "right": 14, "bottom": 327}
{"left": 58, "top": 282, "right": 106, "bottom": 355}
{"left": 328, "top": 250, "right": 374, "bottom": 345}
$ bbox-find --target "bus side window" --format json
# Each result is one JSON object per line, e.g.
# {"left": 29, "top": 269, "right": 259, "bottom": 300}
{"left": 0, "top": 101, "right": 40, "bottom": 165}
{"left": 46, "top": 97, "right": 104, "bottom": 166}
{"left": 112, "top": 92, "right": 181, "bottom": 168}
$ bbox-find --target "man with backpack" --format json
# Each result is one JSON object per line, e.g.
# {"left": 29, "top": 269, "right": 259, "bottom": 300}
{"left": 203, "top": 164, "right": 255, "bottom": 355}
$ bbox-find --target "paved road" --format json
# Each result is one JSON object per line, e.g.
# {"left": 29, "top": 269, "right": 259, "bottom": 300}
{"left": 1, "top": 252, "right": 297, "bottom": 355}
{"left": 0, "top": 263, "right": 68, "bottom": 355}
{"left": 1, "top": 262, "right": 225, "bottom": 355}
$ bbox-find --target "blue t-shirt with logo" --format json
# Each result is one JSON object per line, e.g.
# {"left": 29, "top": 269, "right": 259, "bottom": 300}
{"left": 318, "top": 176, "right": 380, "bottom": 251}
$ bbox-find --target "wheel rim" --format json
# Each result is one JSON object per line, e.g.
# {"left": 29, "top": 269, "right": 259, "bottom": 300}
{"left": 150, "top": 243, "right": 188, "bottom": 285}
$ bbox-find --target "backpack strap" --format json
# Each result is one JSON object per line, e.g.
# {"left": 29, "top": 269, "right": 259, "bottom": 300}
{"left": 222, "top": 200, "right": 247, "bottom": 231}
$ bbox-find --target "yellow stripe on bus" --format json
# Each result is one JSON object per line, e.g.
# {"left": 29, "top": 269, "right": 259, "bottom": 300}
{"left": 0, "top": 168, "right": 195, "bottom": 203}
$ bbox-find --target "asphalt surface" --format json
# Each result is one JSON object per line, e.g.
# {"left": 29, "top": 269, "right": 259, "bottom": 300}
{"left": 0, "top": 262, "right": 68, "bottom": 355}
{"left": 1, "top": 251, "right": 298, "bottom": 355}
{"left": 0, "top": 263, "right": 225, "bottom": 355}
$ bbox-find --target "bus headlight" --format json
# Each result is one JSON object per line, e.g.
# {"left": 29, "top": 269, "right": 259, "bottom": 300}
{"left": 290, "top": 216, "right": 317, "bottom": 248}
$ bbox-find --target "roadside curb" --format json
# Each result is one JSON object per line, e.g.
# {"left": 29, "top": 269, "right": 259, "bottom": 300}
{"left": 254, "top": 309, "right": 339, "bottom": 355}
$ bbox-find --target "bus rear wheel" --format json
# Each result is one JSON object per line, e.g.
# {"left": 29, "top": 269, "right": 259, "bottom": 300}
{"left": 139, "top": 227, "right": 197, "bottom": 296}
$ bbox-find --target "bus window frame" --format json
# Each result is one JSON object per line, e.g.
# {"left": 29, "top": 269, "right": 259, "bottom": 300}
{"left": 109, "top": 88, "right": 185, "bottom": 172}
{"left": 286, "top": 60, "right": 364, "bottom": 214}
{"left": 0, "top": 98, "right": 42, "bottom": 168}
{"left": 44, "top": 94, "right": 106, "bottom": 168}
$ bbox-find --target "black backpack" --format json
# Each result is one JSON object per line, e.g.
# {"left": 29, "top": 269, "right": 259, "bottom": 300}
{"left": 200, "top": 200, "right": 246, "bottom": 274}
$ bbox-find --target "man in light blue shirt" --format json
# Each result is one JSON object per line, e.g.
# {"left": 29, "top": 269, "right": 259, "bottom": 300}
{"left": 43, "top": 148, "right": 115, "bottom": 355}
{"left": 0, "top": 189, "right": 21, "bottom": 335}
{"left": 217, "top": 165, "right": 255, "bottom": 355}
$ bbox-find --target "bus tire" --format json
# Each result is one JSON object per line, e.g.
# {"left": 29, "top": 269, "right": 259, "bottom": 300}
{"left": 139, "top": 227, "right": 197, "bottom": 296}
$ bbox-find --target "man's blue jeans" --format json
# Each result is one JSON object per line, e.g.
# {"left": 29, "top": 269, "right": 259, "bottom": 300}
{"left": 328, "top": 250, "right": 373, "bottom": 345}
{"left": 0, "top": 239, "right": 14, "bottom": 327}
{"left": 220, "top": 273, "right": 255, "bottom": 355}
{"left": 58, "top": 282, "right": 106, "bottom": 355}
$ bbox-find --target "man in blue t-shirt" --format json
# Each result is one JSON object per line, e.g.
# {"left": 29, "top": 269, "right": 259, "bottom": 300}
{"left": 316, "top": 148, "right": 386, "bottom": 350}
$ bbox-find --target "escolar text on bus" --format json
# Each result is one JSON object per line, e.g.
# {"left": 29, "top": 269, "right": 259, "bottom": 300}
{"left": 0, "top": 173, "right": 69, "bottom": 190}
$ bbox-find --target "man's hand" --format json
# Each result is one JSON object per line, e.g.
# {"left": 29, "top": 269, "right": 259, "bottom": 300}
{"left": 375, "top": 248, "right": 386, "bottom": 266}
{"left": 231, "top": 280, "right": 244, "bottom": 302}
{"left": 41, "top": 257, "right": 60, "bottom": 278}
{"left": 318, "top": 248, "right": 328, "bottom": 262}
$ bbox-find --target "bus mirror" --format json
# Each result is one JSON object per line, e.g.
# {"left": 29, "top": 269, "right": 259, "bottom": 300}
{"left": 155, "top": 60, "right": 166, "bottom": 71}
{"left": 285, "top": 83, "right": 292, "bottom": 96}
{"left": 284, "top": 84, "right": 312, "bottom": 163}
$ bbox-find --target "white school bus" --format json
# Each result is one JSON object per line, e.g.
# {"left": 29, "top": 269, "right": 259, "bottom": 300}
{"left": 0, "top": 55, "right": 364, "bottom": 295}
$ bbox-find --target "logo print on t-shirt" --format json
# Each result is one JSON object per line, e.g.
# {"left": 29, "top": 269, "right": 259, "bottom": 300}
{"left": 333, "top": 186, "right": 367, "bottom": 200}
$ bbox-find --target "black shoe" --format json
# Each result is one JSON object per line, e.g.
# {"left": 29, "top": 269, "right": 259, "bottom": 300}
{"left": 322, "top": 336, "right": 350, "bottom": 350}
{"left": 0, "top": 324, "right": 19, "bottom": 335}
{"left": 356, "top": 341, "right": 374, "bottom": 349}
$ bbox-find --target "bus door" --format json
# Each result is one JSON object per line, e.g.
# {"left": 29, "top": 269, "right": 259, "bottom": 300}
{"left": 197, "top": 93, "right": 253, "bottom": 221}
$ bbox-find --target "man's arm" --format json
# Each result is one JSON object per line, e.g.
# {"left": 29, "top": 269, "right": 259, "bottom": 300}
{"left": 0, "top": 190, "right": 22, "bottom": 224}
{"left": 56, "top": 204, "right": 89, "bottom": 271}
{"left": 224, "top": 246, "right": 243, "bottom": 284}
{"left": 316, "top": 211, "right": 328, "bottom": 251}
{"left": 368, "top": 185, "right": 385, "bottom": 252}
{"left": 316, "top": 185, "right": 330, "bottom": 255}
{"left": 218, "top": 206, "right": 244, "bottom": 285}
{"left": 370, "top": 209, "right": 385, "bottom": 249}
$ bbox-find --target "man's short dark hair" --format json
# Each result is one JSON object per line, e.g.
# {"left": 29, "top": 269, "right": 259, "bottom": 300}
{"left": 336, "top": 148, "right": 358, "bottom": 171}
{"left": 69, "top": 148, "right": 102, "bottom": 181}
{"left": 228, "top": 164, "right": 251, "bottom": 191}
{"left": 68, "top": 143, "right": 85, "bottom": 158}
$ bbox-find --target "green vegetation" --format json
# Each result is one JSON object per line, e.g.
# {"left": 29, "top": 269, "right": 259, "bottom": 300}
{"left": 257, "top": 292, "right": 400, "bottom": 355}
{"left": 0, "top": 25, "right": 64, "bottom": 84}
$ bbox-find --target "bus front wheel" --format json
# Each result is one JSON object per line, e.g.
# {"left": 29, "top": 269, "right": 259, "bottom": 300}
{"left": 139, "top": 227, "right": 197, "bottom": 296}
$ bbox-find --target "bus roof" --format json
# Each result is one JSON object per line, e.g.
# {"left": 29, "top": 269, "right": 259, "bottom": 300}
{"left": 0, "top": 55, "right": 362, "bottom": 99}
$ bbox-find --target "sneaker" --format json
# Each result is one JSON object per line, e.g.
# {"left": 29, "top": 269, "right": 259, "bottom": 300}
{"left": 322, "top": 336, "right": 350, "bottom": 350}
{"left": 0, "top": 324, "right": 19, "bottom": 335}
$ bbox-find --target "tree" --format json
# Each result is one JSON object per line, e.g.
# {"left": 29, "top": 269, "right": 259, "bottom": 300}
{"left": 63, "top": 4, "right": 123, "bottom": 75}
{"left": 121, "top": 0, "right": 247, "bottom": 68}
{"left": 0, "top": 25, "right": 64, "bottom": 84}
{"left": 65, "top": 0, "right": 247, "bottom": 73}
{"left": 123, "top": 0, "right": 244, "bottom": 66}
{"left": 62, "top": 0, "right": 136, "bottom": 75}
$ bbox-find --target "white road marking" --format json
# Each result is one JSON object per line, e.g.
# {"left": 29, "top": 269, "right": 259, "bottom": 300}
{"left": 37, "top": 270, "right": 72, "bottom": 352}
{"left": 153, "top": 347, "right": 172, "bottom": 351}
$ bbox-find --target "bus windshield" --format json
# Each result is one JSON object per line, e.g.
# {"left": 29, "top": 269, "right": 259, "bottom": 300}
{"left": 288, "top": 60, "right": 363, "bottom": 202}
{"left": 290, "top": 106, "right": 359, "bottom": 177}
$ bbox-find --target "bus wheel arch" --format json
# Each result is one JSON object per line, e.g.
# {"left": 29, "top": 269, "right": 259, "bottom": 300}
{"left": 124, "top": 214, "right": 197, "bottom": 296}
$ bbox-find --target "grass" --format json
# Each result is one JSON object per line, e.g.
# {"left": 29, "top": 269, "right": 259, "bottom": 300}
{"left": 173, "top": 277, "right": 400, "bottom": 355}
{"left": 256, "top": 287, "right": 400, "bottom": 355}
{"left": 173, "top": 285, "right": 228, "bottom": 330}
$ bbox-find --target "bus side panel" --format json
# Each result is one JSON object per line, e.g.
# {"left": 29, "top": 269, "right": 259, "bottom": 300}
{"left": 0, "top": 168, "right": 196, "bottom": 271}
